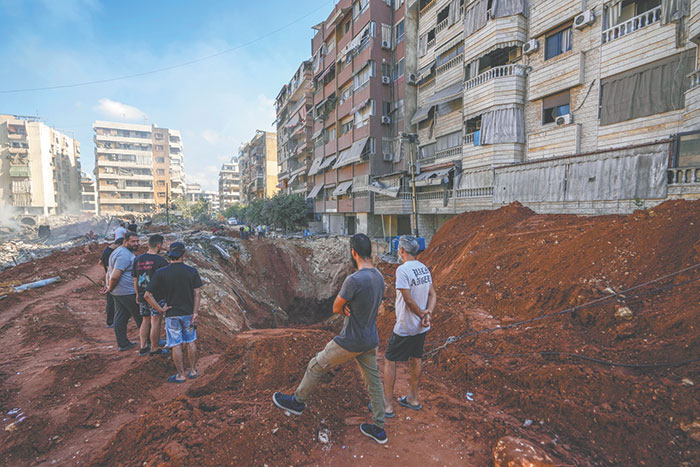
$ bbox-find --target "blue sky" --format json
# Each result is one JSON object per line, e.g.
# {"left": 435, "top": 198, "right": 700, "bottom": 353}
{"left": 0, "top": 0, "right": 333, "bottom": 191}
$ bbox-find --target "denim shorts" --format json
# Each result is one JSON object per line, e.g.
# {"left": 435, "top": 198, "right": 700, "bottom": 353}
{"left": 165, "top": 315, "right": 197, "bottom": 347}
{"left": 139, "top": 300, "right": 165, "bottom": 317}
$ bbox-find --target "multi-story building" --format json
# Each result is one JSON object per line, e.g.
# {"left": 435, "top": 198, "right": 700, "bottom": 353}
{"left": 275, "top": 60, "right": 315, "bottom": 198}
{"left": 218, "top": 157, "right": 241, "bottom": 210}
{"left": 80, "top": 173, "right": 96, "bottom": 214}
{"left": 239, "top": 130, "right": 278, "bottom": 203}
{"left": 186, "top": 183, "right": 202, "bottom": 203}
{"left": 304, "top": 0, "right": 418, "bottom": 236}
{"left": 0, "top": 114, "right": 81, "bottom": 216}
{"left": 93, "top": 121, "right": 186, "bottom": 215}
{"left": 202, "top": 191, "right": 220, "bottom": 213}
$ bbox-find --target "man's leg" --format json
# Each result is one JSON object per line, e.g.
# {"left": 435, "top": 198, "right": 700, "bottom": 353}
{"left": 106, "top": 293, "right": 115, "bottom": 326}
{"left": 125, "top": 295, "right": 142, "bottom": 329}
{"left": 171, "top": 344, "right": 186, "bottom": 380}
{"left": 139, "top": 315, "right": 150, "bottom": 351}
{"left": 294, "top": 340, "right": 358, "bottom": 403}
{"left": 186, "top": 341, "right": 197, "bottom": 375}
{"left": 150, "top": 313, "right": 162, "bottom": 350}
{"left": 407, "top": 357, "right": 423, "bottom": 406}
{"left": 112, "top": 296, "right": 132, "bottom": 349}
{"left": 383, "top": 359, "right": 397, "bottom": 414}
{"left": 355, "top": 347, "right": 386, "bottom": 429}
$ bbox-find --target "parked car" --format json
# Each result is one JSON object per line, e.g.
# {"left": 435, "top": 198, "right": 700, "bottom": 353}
{"left": 227, "top": 217, "right": 239, "bottom": 226}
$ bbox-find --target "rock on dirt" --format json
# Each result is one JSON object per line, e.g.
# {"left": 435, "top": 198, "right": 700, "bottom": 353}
{"left": 493, "top": 436, "right": 554, "bottom": 467}
{"left": 614, "top": 305, "right": 634, "bottom": 320}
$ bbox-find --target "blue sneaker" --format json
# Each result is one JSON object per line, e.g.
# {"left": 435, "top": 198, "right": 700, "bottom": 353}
{"left": 360, "top": 423, "right": 388, "bottom": 444}
{"left": 272, "top": 392, "right": 305, "bottom": 415}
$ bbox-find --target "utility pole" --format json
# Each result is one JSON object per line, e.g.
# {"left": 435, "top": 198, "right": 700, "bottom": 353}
{"left": 402, "top": 133, "right": 419, "bottom": 236}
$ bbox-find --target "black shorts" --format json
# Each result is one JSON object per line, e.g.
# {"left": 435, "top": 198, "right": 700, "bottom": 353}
{"left": 385, "top": 332, "right": 427, "bottom": 362}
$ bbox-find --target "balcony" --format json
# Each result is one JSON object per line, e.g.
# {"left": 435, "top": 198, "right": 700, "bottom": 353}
{"left": 689, "top": 69, "right": 700, "bottom": 90}
{"left": 435, "top": 54, "right": 463, "bottom": 77}
{"left": 436, "top": 18, "right": 448, "bottom": 34}
{"left": 8, "top": 146, "right": 28, "bottom": 154}
{"left": 668, "top": 167, "right": 700, "bottom": 186}
{"left": 602, "top": 6, "right": 661, "bottom": 44}
{"left": 9, "top": 165, "right": 30, "bottom": 177}
{"left": 464, "top": 64, "right": 527, "bottom": 117}
{"left": 7, "top": 132, "right": 26, "bottom": 140}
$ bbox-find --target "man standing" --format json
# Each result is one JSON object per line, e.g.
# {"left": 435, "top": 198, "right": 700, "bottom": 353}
{"left": 273, "top": 234, "right": 388, "bottom": 444}
{"left": 133, "top": 234, "right": 169, "bottom": 356}
{"left": 383, "top": 235, "right": 436, "bottom": 416}
{"left": 113, "top": 221, "right": 127, "bottom": 241}
{"left": 102, "top": 232, "right": 142, "bottom": 351}
{"left": 98, "top": 237, "right": 123, "bottom": 327}
{"left": 145, "top": 242, "right": 202, "bottom": 383}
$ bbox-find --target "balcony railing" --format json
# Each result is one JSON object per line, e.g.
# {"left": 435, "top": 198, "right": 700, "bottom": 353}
{"left": 464, "top": 132, "right": 475, "bottom": 144}
{"left": 689, "top": 69, "right": 700, "bottom": 90}
{"left": 427, "top": 38, "right": 436, "bottom": 50}
{"left": 436, "top": 18, "right": 448, "bottom": 33}
{"left": 602, "top": 6, "right": 661, "bottom": 44}
{"left": 436, "top": 54, "right": 464, "bottom": 76}
{"left": 455, "top": 186, "right": 494, "bottom": 198}
{"left": 465, "top": 64, "right": 527, "bottom": 91}
{"left": 668, "top": 167, "right": 700, "bottom": 185}
{"left": 435, "top": 146, "right": 461, "bottom": 160}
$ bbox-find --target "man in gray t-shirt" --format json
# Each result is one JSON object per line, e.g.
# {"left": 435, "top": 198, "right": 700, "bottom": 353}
{"left": 273, "top": 234, "right": 389, "bottom": 445}
{"left": 102, "top": 232, "right": 142, "bottom": 351}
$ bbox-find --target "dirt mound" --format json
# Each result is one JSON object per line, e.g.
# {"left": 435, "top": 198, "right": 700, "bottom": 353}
{"left": 91, "top": 329, "right": 367, "bottom": 466}
{"left": 389, "top": 200, "right": 700, "bottom": 465}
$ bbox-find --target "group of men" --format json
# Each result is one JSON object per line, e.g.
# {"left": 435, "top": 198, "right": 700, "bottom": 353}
{"left": 98, "top": 223, "right": 203, "bottom": 383}
{"left": 238, "top": 224, "right": 267, "bottom": 240}
{"left": 274, "top": 234, "right": 437, "bottom": 445}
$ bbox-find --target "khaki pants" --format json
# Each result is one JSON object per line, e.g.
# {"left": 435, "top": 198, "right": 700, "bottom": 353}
{"left": 295, "top": 339, "right": 386, "bottom": 429}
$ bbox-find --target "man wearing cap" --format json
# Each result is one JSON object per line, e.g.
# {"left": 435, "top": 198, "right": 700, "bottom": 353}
{"left": 145, "top": 242, "right": 203, "bottom": 383}
{"left": 383, "top": 235, "right": 437, "bottom": 416}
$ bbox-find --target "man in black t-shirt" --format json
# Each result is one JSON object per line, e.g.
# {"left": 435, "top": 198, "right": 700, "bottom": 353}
{"left": 133, "top": 234, "right": 169, "bottom": 356}
{"left": 145, "top": 242, "right": 203, "bottom": 383}
{"left": 98, "top": 237, "right": 123, "bottom": 327}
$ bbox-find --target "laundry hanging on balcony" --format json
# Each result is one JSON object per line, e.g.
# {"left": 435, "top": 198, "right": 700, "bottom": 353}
{"left": 480, "top": 105, "right": 525, "bottom": 144}
{"left": 463, "top": 0, "right": 488, "bottom": 37}
{"left": 491, "top": 0, "right": 529, "bottom": 18}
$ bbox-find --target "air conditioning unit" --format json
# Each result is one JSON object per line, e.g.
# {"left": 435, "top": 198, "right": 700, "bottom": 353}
{"left": 574, "top": 10, "right": 595, "bottom": 29}
{"left": 523, "top": 39, "right": 539, "bottom": 55}
{"left": 381, "top": 75, "right": 391, "bottom": 84}
{"left": 381, "top": 116, "right": 391, "bottom": 124}
{"left": 556, "top": 114, "right": 573, "bottom": 126}
{"left": 381, "top": 40, "right": 391, "bottom": 50}
{"left": 407, "top": 73, "right": 418, "bottom": 85}
{"left": 383, "top": 153, "right": 393, "bottom": 162}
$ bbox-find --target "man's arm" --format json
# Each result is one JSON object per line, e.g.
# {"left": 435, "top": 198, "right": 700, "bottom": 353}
{"left": 144, "top": 291, "right": 170, "bottom": 315}
{"left": 133, "top": 276, "right": 139, "bottom": 303}
{"left": 192, "top": 288, "right": 201, "bottom": 324}
{"left": 101, "top": 268, "right": 122, "bottom": 294}
{"left": 332, "top": 295, "right": 351, "bottom": 316}
{"left": 421, "top": 284, "right": 437, "bottom": 327}
{"left": 399, "top": 288, "right": 426, "bottom": 319}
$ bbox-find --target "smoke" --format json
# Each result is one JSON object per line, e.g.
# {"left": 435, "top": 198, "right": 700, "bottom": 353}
{"left": 0, "top": 205, "right": 22, "bottom": 232}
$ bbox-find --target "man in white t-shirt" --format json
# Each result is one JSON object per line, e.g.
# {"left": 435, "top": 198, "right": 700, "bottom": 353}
{"left": 113, "top": 221, "right": 127, "bottom": 241}
{"left": 383, "top": 235, "right": 436, "bottom": 417}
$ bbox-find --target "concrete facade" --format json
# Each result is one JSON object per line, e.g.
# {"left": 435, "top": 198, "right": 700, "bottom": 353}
{"left": 239, "top": 131, "right": 278, "bottom": 203}
{"left": 0, "top": 114, "right": 81, "bottom": 216}
{"left": 219, "top": 157, "right": 241, "bottom": 210}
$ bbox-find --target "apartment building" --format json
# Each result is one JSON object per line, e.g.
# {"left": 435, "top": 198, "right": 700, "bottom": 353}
{"left": 304, "top": 0, "right": 418, "bottom": 236}
{"left": 0, "top": 114, "right": 81, "bottom": 216}
{"left": 218, "top": 157, "right": 241, "bottom": 210}
{"left": 239, "top": 130, "right": 278, "bottom": 203}
{"left": 276, "top": 61, "right": 316, "bottom": 198}
{"left": 93, "top": 121, "right": 186, "bottom": 216}
{"left": 371, "top": 0, "right": 700, "bottom": 240}
{"left": 80, "top": 174, "right": 96, "bottom": 214}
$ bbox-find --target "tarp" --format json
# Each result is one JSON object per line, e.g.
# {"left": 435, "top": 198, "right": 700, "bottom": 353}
{"left": 480, "top": 106, "right": 526, "bottom": 144}
{"left": 415, "top": 167, "right": 452, "bottom": 187}
{"left": 492, "top": 0, "right": 529, "bottom": 18}
{"left": 334, "top": 137, "right": 368, "bottom": 169}
{"left": 417, "top": 60, "right": 435, "bottom": 81}
{"left": 332, "top": 180, "right": 353, "bottom": 196}
{"left": 307, "top": 182, "right": 324, "bottom": 199}
{"left": 423, "top": 82, "right": 463, "bottom": 107}
{"left": 464, "top": 0, "right": 488, "bottom": 37}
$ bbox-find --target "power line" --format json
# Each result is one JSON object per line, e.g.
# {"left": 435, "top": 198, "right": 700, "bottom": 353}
{"left": 0, "top": 0, "right": 332, "bottom": 94}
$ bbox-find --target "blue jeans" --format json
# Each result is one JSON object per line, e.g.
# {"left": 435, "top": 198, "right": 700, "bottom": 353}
{"left": 165, "top": 315, "right": 196, "bottom": 347}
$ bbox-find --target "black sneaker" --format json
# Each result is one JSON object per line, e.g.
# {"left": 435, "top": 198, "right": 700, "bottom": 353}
{"left": 118, "top": 342, "right": 137, "bottom": 351}
{"left": 149, "top": 348, "right": 170, "bottom": 356}
{"left": 138, "top": 347, "right": 149, "bottom": 356}
{"left": 360, "top": 423, "right": 388, "bottom": 444}
{"left": 272, "top": 392, "right": 305, "bottom": 415}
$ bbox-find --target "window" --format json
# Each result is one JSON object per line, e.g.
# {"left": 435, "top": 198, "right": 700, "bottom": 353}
{"left": 325, "top": 125, "right": 337, "bottom": 142}
{"left": 344, "top": 19, "right": 351, "bottom": 34}
{"left": 437, "top": 4, "right": 449, "bottom": 23}
{"left": 156, "top": 169, "right": 165, "bottom": 175}
{"left": 436, "top": 43, "right": 464, "bottom": 66}
{"left": 341, "top": 118, "right": 354, "bottom": 135}
{"left": 382, "top": 62, "right": 391, "bottom": 79}
{"left": 545, "top": 25, "right": 572, "bottom": 60}
{"left": 339, "top": 85, "right": 353, "bottom": 104}
{"left": 542, "top": 90, "right": 570, "bottom": 124}
{"left": 393, "top": 59, "right": 405, "bottom": 80}
{"left": 154, "top": 133, "right": 163, "bottom": 139}
{"left": 382, "top": 101, "right": 392, "bottom": 117}
{"left": 395, "top": 0, "right": 404, "bottom": 11}
{"left": 353, "top": 0, "right": 369, "bottom": 19}
{"left": 675, "top": 131, "right": 700, "bottom": 167}
{"left": 395, "top": 20, "right": 405, "bottom": 44}
{"left": 396, "top": 99, "right": 404, "bottom": 119}
{"left": 156, "top": 145, "right": 164, "bottom": 151}
{"left": 355, "top": 100, "right": 375, "bottom": 128}
{"left": 156, "top": 157, "right": 165, "bottom": 163}
{"left": 354, "top": 61, "right": 375, "bottom": 90}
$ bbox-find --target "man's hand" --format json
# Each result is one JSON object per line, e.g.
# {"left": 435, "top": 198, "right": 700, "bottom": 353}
{"left": 343, "top": 304, "right": 351, "bottom": 317}
{"left": 192, "top": 312, "right": 198, "bottom": 325}
{"left": 100, "top": 286, "right": 110, "bottom": 295}
{"left": 420, "top": 311, "right": 431, "bottom": 327}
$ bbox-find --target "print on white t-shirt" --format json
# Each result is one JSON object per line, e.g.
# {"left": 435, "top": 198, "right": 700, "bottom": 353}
{"left": 394, "top": 260, "right": 432, "bottom": 337}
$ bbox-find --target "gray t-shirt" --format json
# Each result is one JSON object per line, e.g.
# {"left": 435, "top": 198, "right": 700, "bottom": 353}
{"left": 333, "top": 268, "right": 385, "bottom": 352}
{"left": 108, "top": 246, "right": 136, "bottom": 296}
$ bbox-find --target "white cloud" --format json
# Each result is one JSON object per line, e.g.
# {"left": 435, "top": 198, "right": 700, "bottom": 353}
{"left": 201, "top": 129, "right": 220, "bottom": 144}
{"left": 187, "top": 165, "right": 221, "bottom": 192}
{"left": 94, "top": 98, "right": 148, "bottom": 122}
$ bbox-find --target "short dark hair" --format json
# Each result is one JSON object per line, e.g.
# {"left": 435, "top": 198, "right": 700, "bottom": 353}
{"left": 124, "top": 232, "right": 138, "bottom": 242}
{"left": 114, "top": 237, "right": 124, "bottom": 245}
{"left": 350, "top": 233, "right": 372, "bottom": 259}
{"left": 148, "top": 234, "right": 164, "bottom": 248}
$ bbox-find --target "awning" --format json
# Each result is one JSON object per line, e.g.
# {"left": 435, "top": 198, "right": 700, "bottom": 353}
{"left": 333, "top": 137, "right": 369, "bottom": 169}
{"left": 417, "top": 60, "right": 435, "bottom": 80}
{"left": 285, "top": 113, "right": 300, "bottom": 128}
{"left": 465, "top": 40, "right": 522, "bottom": 64}
{"left": 288, "top": 173, "right": 300, "bottom": 185}
{"left": 307, "top": 182, "right": 324, "bottom": 199}
{"left": 411, "top": 105, "right": 434, "bottom": 125}
{"left": 317, "top": 64, "right": 334, "bottom": 82}
{"left": 308, "top": 157, "right": 323, "bottom": 176}
{"left": 435, "top": 32, "right": 463, "bottom": 54}
{"left": 332, "top": 180, "right": 353, "bottom": 196}
{"left": 312, "top": 128, "right": 324, "bottom": 140}
{"left": 351, "top": 98, "right": 370, "bottom": 114}
{"left": 367, "top": 182, "right": 400, "bottom": 198}
{"left": 319, "top": 154, "right": 337, "bottom": 170}
{"left": 423, "top": 82, "right": 463, "bottom": 106}
{"left": 414, "top": 167, "right": 452, "bottom": 187}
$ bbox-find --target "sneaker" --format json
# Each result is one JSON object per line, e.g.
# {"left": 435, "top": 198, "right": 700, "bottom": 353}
{"left": 272, "top": 392, "right": 305, "bottom": 415}
{"left": 138, "top": 347, "right": 149, "bottom": 356}
{"left": 106, "top": 324, "right": 114, "bottom": 328}
{"left": 118, "top": 342, "right": 137, "bottom": 351}
{"left": 149, "top": 348, "right": 170, "bottom": 356}
{"left": 360, "top": 423, "right": 388, "bottom": 444}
